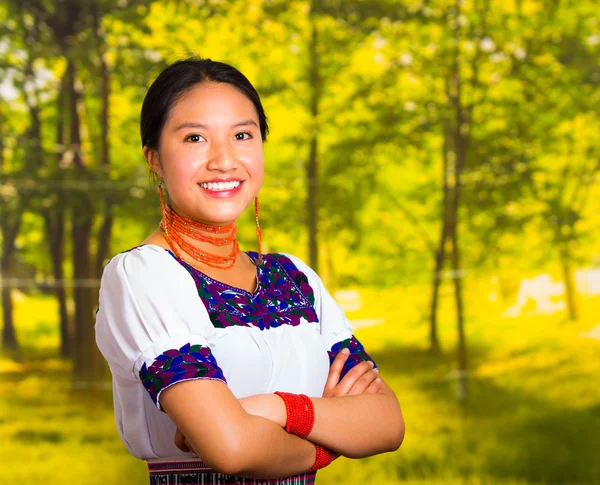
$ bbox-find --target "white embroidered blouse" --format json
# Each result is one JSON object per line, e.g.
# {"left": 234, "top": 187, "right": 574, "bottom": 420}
{"left": 94, "top": 243, "right": 376, "bottom": 461}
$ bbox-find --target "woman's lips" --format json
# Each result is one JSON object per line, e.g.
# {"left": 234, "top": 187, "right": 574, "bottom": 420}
{"left": 198, "top": 180, "right": 244, "bottom": 198}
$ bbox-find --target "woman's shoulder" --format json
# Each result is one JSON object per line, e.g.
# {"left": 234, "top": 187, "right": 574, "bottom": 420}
{"left": 261, "top": 251, "right": 323, "bottom": 296}
{"left": 106, "top": 243, "right": 173, "bottom": 266}
{"left": 101, "top": 243, "right": 181, "bottom": 286}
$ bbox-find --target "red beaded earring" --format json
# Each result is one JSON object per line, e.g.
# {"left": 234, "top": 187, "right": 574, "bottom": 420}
{"left": 255, "top": 197, "right": 263, "bottom": 266}
{"left": 158, "top": 181, "right": 169, "bottom": 241}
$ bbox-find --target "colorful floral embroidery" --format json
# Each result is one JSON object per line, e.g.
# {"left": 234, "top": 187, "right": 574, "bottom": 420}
{"left": 268, "top": 253, "right": 316, "bottom": 307}
{"left": 327, "top": 336, "right": 378, "bottom": 381}
{"left": 170, "top": 251, "right": 319, "bottom": 330}
{"left": 139, "top": 342, "right": 227, "bottom": 408}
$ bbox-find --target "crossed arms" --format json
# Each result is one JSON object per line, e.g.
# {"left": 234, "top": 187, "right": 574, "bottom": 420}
{"left": 161, "top": 349, "right": 405, "bottom": 479}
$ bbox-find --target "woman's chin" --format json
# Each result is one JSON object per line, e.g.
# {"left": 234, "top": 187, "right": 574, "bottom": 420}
{"left": 189, "top": 204, "right": 246, "bottom": 226}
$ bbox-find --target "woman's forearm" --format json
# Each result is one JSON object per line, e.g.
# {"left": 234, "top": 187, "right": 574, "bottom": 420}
{"left": 231, "top": 414, "right": 318, "bottom": 478}
{"left": 164, "top": 380, "right": 319, "bottom": 479}
{"left": 240, "top": 381, "right": 404, "bottom": 459}
{"left": 307, "top": 382, "right": 404, "bottom": 458}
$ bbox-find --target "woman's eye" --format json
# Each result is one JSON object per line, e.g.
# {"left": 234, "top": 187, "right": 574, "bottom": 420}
{"left": 235, "top": 132, "right": 251, "bottom": 141}
{"left": 186, "top": 134, "right": 204, "bottom": 143}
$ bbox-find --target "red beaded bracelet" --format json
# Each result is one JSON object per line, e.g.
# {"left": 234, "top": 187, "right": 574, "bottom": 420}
{"left": 308, "top": 444, "right": 336, "bottom": 472}
{"left": 273, "top": 391, "right": 336, "bottom": 472}
{"left": 274, "top": 391, "right": 315, "bottom": 438}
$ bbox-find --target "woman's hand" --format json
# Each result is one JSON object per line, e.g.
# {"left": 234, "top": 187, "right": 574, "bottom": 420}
{"left": 238, "top": 394, "right": 287, "bottom": 427}
{"left": 174, "top": 426, "right": 196, "bottom": 454}
{"left": 322, "top": 348, "right": 381, "bottom": 397}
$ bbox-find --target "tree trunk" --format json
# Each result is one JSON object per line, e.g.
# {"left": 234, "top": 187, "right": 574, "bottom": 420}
{"left": 95, "top": 198, "right": 113, "bottom": 277}
{"left": 448, "top": 0, "right": 470, "bottom": 401}
{"left": 0, "top": 202, "right": 23, "bottom": 352}
{"left": 450, "top": 118, "right": 469, "bottom": 403}
{"left": 72, "top": 197, "right": 96, "bottom": 385}
{"left": 94, "top": 11, "right": 114, "bottom": 279}
{"left": 450, "top": 220, "right": 467, "bottom": 401}
{"left": 306, "top": 18, "right": 320, "bottom": 272}
{"left": 1, "top": 53, "right": 48, "bottom": 353}
{"left": 449, "top": 171, "right": 467, "bottom": 401}
{"left": 325, "top": 236, "right": 336, "bottom": 293}
{"left": 560, "top": 243, "right": 579, "bottom": 321}
{"left": 0, "top": 102, "right": 21, "bottom": 352}
{"left": 1, "top": 260, "right": 19, "bottom": 352}
{"left": 48, "top": 74, "right": 71, "bottom": 358}
{"left": 43, "top": 206, "right": 70, "bottom": 358}
{"left": 428, "top": 127, "right": 452, "bottom": 354}
{"left": 66, "top": 59, "right": 105, "bottom": 386}
{"left": 429, "top": 242, "right": 445, "bottom": 354}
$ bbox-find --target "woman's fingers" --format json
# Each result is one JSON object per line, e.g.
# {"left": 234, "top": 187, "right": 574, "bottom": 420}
{"left": 184, "top": 438, "right": 196, "bottom": 455}
{"left": 333, "top": 360, "right": 376, "bottom": 396}
{"left": 364, "top": 377, "right": 382, "bottom": 394}
{"left": 174, "top": 427, "right": 190, "bottom": 452}
{"left": 347, "top": 369, "right": 380, "bottom": 396}
{"left": 323, "top": 351, "right": 380, "bottom": 398}
{"left": 322, "top": 349, "right": 350, "bottom": 397}
{"left": 176, "top": 427, "right": 197, "bottom": 455}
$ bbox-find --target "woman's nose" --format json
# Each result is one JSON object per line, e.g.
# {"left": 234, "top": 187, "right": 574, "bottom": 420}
{"left": 206, "top": 141, "right": 237, "bottom": 171}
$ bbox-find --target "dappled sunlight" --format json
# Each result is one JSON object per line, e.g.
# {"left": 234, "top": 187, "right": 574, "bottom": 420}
{"left": 503, "top": 268, "right": 600, "bottom": 318}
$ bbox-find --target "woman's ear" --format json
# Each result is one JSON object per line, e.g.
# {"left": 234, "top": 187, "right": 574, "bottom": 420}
{"left": 144, "top": 146, "right": 163, "bottom": 179}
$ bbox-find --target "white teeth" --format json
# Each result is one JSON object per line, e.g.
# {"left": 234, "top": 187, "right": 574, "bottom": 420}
{"left": 200, "top": 181, "right": 241, "bottom": 191}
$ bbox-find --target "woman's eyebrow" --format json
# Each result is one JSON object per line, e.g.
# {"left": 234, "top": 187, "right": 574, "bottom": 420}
{"left": 233, "top": 120, "right": 259, "bottom": 128}
{"left": 175, "top": 120, "right": 259, "bottom": 131}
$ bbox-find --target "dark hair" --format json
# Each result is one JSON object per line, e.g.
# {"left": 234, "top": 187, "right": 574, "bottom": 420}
{"left": 140, "top": 56, "right": 269, "bottom": 150}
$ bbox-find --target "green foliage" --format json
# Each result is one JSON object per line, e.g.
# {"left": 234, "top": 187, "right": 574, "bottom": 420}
{"left": 1, "top": 0, "right": 598, "bottom": 279}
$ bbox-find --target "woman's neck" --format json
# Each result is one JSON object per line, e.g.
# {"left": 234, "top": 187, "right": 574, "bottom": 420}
{"left": 159, "top": 201, "right": 240, "bottom": 270}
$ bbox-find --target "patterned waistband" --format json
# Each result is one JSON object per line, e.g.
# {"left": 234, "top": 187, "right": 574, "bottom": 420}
{"left": 147, "top": 459, "right": 317, "bottom": 485}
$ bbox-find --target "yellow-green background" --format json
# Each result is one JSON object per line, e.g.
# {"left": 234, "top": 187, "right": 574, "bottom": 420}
{"left": 1, "top": 1, "right": 599, "bottom": 484}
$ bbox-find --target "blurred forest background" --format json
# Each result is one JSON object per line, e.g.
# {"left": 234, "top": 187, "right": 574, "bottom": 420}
{"left": 0, "top": 0, "right": 599, "bottom": 484}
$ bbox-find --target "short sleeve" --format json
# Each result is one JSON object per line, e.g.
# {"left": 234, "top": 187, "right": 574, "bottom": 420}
{"left": 95, "top": 245, "right": 227, "bottom": 411}
{"left": 280, "top": 253, "right": 377, "bottom": 381}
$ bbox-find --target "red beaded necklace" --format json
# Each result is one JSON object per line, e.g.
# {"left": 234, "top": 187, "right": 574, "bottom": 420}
{"left": 159, "top": 185, "right": 239, "bottom": 269}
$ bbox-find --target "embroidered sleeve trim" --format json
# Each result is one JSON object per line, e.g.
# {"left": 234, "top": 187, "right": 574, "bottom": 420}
{"left": 327, "top": 335, "right": 378, "bottom": 382}
{"left": 139, "top": 342, "right": 227, "bottom": 409}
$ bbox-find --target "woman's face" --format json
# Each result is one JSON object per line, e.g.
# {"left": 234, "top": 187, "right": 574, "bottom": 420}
{"left": 145, "top": 82, "right": 264, "bottom": 226}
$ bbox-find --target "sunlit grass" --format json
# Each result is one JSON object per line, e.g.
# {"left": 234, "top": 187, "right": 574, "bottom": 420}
{"left": 0, "top": 293, "right": 148, "bottom": 485}
{"left": 1, "top": 283, "right": 599, "bottom": 484}
{"left": 0, "top": 373, "right": 148, "bottom": 484}
{"left": 328, "top": 281, "right": 600, "bottom": 485}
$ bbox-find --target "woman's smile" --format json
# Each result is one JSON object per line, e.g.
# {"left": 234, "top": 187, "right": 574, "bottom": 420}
{"left": 198, "top": 179, "right": 245, "bottom": 198}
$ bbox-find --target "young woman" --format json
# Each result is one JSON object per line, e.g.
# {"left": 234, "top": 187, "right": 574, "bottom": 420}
{"left": 95, "top": 57, "right": 404, "bottom": 485}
